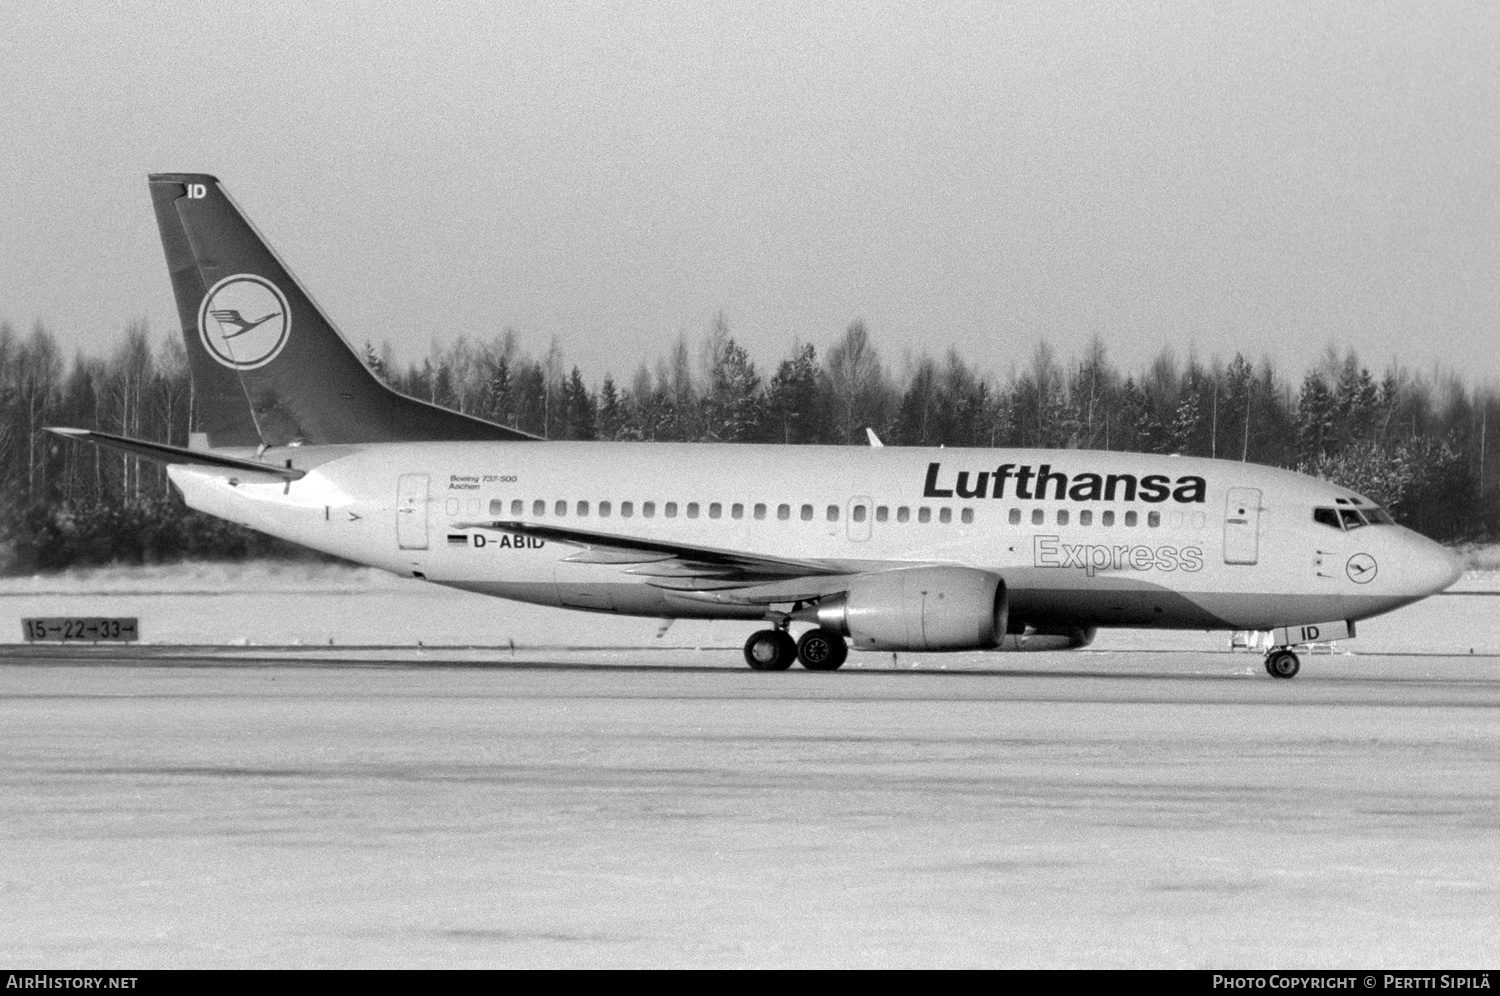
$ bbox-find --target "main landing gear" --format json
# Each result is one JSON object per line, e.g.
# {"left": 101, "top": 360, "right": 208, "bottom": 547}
{"left": 743, "top": 628, "right": 796, "bottom": 671}
{"left": 1264, "top": 648, "right": 1301, "bottom": 679}
{"left": 743, "top": 625, "right": 848, "bottom": 671}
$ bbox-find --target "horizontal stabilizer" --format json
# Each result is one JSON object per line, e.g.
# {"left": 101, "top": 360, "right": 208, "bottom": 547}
{"left": 46, "top": 428, "right": 306, "bottom": 481}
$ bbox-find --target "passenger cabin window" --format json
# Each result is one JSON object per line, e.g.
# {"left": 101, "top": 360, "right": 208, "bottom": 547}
{"left": 1102, "top": 510, "right": 1115, "bottom": 526}
{"left": 1031, "top": 509, "right": 1043, "bottom": 525}
{"left": 897, "top": 507, "right": 911, "bottom": 523}
{"left": 665, "top": 502, "right": 678, "bottom": 518}
{"left": 490, "top": 499, "right": 504, "bottom": 516}
{"left": 533, "top": 499, "right": 545, "bottom": 516}
{"left": 778, "top": 504, "right": 790, "bottom": 521}
{"left": 599, "top": 501, "right": 611, "bottom": 517}
{"left": 731, "top": 503, "right": 743, "bottom": 519}
{"left": 1057, "top": 510, "right": 1069, "bottom": 526}
{"left": 643, "top": 502, "right": 656, "bottom": 518}
{"left": 621, "top": 501, "right": 634, "bottom": 518}
{"left": 876, "top": 506, "right": 889, "bottom": 523}
{"left": 939, "top": 508, "right": 952, "bottom": 524}
{"left": 1080, "top": 510, "right": 1092, "bottom": 526}
{"left": 853, "top": 505, "right": 867, "bottom": 523}
{"left": 1124, "top": 511, "right": 1138, "bottom": 527}
{"left": 1147, "top": 511, "right": 1160, "bottom": 528}
{"left": 1009, "top": 508, "right": 1021, "bottom": 525}
{"left": 709, "top": 503, "right": 722, "bottom": 519}
{"left": 576, "top": 501, "right": 589, "bottom": 516}
{"left": 960, "top": 508, "right": 974, "bottom": 524}
{"left": 555, "top": 500, "right": 567, "bottom": 516}
{"left": 826, "top": 505, "right": 839, "bottom": 522}
{"left": 511, "top": 499, "right": 523, "bottom": 516}
{"left": 801, "top": 505, "right": 814, "bottom": 521}
{"left": 918, "top": 508, "right": 932, "bottom": 523}
{"left": 686, "top": 502, "right": 699, "bottom": 519}
{"left": 754, "top": 503, "right": 767, "bottom": 520}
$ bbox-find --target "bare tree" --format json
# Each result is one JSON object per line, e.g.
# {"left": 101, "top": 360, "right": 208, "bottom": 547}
{"left": 823, "top": 319, "right": 889, "bottom": 444}
{"left": 17, "top": 321, "right": 61, "bottom": 499}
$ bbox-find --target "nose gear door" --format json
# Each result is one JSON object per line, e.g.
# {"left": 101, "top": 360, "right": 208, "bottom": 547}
{"left": 397, "top": 474, "right": 430, "bottom": 550}
{"left": 1223, "top": 487, "right": 1262, "bottom": 565}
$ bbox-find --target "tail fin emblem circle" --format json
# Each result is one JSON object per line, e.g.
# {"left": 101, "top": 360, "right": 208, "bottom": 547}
{"left": 197, "top": 274, "right": 291, "bottom": 370}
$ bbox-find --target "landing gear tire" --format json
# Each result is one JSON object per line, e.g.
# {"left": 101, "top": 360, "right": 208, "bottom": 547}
{"left": 744, "top": 629, "right": 796, "bottom": 671}
{"left": 796, "top": 628, "right": 848, "bottom": 671}
{"left": 1266, "top": 649, "right": 1301, "bottom": 679}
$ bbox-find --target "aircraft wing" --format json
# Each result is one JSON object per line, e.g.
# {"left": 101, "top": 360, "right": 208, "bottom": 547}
{"left": 452, "top": 519, "right": 899, "bottom": 604}
{"left": 45, "top": 427, "right": 307, "bottom": 481}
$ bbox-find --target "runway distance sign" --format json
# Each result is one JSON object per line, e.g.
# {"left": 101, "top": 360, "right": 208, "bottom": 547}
{"left": 22, "top": 617, "right": 139, "bottom": 642}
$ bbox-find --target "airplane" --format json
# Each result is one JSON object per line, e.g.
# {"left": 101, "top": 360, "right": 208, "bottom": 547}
{"left": 48, "top": 174, "right": 1462, "bottom": 679}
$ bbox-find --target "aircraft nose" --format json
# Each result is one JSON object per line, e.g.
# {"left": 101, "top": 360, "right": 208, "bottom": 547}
{"left": 1399, "top": 529, "right": 1462, "bottom": 595}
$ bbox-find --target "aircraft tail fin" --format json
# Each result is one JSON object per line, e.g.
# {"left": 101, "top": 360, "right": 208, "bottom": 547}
{"left": 147, "top": 174, "right": 536, "bottom": 447}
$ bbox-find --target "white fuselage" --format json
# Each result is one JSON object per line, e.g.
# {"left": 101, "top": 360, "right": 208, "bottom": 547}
{"left": 169, "top": 442, "right": 1461, "bottom": 636}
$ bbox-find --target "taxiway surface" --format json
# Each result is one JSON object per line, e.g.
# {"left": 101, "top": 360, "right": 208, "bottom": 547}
{"left": 2, "top": 648, "right": 1498, "bottom": 968}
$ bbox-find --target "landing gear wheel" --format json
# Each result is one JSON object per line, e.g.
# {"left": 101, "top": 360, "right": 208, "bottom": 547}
{"left": 1266, "top": 649, "right": 1301, "bottom": 679}
{"left": 796, "top": 628, "right": 848, "bottom": 671}
{"left": 744, "top": 629, "right": 796, "bottom": 671}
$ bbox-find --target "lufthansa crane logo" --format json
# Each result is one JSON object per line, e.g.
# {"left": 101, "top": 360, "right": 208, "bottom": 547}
{"left": 1346, "top": 553, "right": 1378, "bottom": 584}
{"left": 197, "top": 274, "right": 291, "bottom": 370}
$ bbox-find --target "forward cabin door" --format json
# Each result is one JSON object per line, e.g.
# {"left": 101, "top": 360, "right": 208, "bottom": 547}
{"left": 847, "top": 496, "right": 873, "bottom": 542}
{"left": 1223, "top": 487, "right": 1262, "bottom": 565}
{"left": 397, "top": 474, "right": 430, "bottom": 550}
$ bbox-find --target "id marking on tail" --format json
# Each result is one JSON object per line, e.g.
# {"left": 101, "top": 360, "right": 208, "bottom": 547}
{"left": 198, "top": 274, "right": 291, "bottom": 369}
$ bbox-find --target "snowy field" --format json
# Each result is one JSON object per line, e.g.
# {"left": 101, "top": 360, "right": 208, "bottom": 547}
{"left": 1, "top": 560, "right": 1497, "bottom": 660}
{"left": 1, "top": 563, "right": 1498, "bottom": 968}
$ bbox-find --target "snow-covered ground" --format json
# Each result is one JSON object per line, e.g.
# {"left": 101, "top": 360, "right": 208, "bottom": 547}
{"left": 3, "top": 563, "right": 1497, "bottom": 967}
{"left": 1, "top": 560, "right": 1496, "bottom": 657}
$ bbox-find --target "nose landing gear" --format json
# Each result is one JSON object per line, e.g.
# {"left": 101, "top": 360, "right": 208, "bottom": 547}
{"left": 1265, "top": 649, "right": 1301, "bottom": 679}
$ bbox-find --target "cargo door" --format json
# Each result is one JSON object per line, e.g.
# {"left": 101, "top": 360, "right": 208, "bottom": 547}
{"left": 846, "top": 496, "right": 872, "bottom": 542}
{"left": 1223, "top": 487, "right": 1262, "bottom": 565}
{"left": 397, "top": 474, "right": 430, "bottom": 550}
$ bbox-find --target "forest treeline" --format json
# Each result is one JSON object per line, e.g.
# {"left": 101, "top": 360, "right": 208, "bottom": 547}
{"left": 1, "top": 313, "right": 1495, "bottom": 572}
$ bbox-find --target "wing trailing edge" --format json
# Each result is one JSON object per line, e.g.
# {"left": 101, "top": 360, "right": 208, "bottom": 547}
{"left": 452, "top": 518, "right": 923, "bottom": 604}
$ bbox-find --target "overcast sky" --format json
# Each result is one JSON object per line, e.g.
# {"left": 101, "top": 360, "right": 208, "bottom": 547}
{"left": 2, "top": 1, "right": 1497, "bottom": 387}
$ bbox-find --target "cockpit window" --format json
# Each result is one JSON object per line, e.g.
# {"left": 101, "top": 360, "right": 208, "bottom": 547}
{"left": 1316, "top": 504, "right": 1394, "bottom": 530}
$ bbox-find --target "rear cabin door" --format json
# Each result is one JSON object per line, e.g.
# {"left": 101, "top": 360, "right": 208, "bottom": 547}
{"left": 397, "top": 474, "right": 430, "bottom": 550}
{"left": 1223, "top": 487, "right": 1262, "bottom": 565}
{"left": 847, "top": 496, "right": 872, "bottom": 541}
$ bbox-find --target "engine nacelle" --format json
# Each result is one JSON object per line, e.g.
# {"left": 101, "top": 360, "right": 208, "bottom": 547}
{"left": 812, "top": 566, "right": 1007, "bottom": 652}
